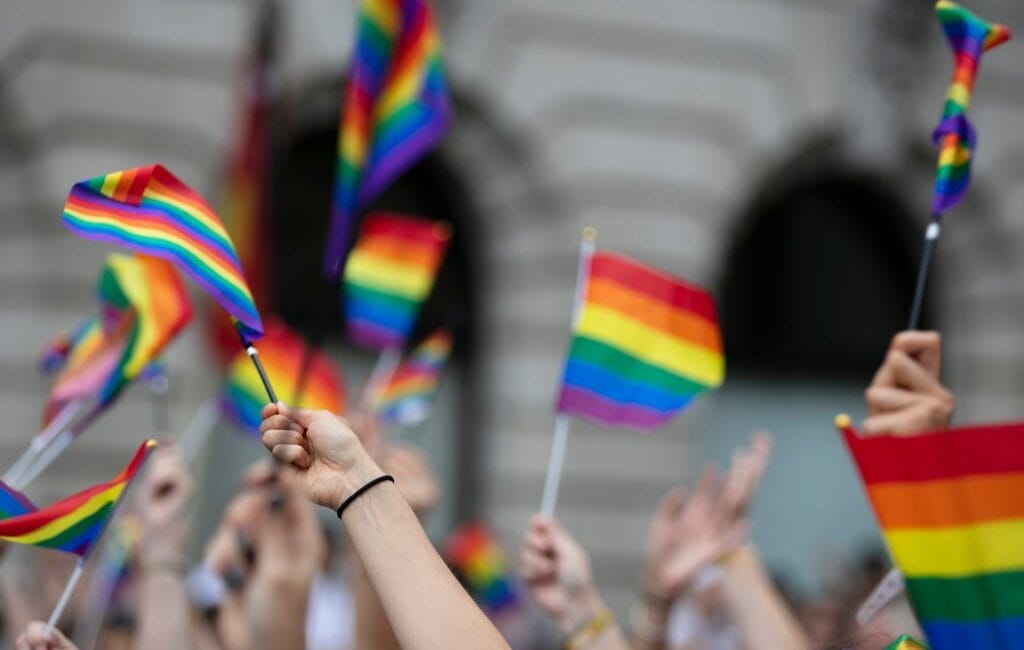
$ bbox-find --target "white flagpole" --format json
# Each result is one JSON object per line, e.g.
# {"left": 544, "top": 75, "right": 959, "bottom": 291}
{"left": 359, "top": 346, "right": 402, "bottom": 412}
{"left": 176, "top": 400, "right": 222, "bottom": 464}
{"left": 539, "top": 227, "right": 596, "bottom": 518}
{"left": 3, "top": 400, "right": 85, "bottom": 485}
{"left": 46, "top": 559, "right": 86, "bottom": 634}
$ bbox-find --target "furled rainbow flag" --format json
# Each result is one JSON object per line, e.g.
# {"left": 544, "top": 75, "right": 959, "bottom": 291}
{"left": 0, "top": 440, "right": 155, "bottom": 558}
{"left": 343, "top": 212, "right": 450, "bottom": 349}
{"left": 444, "top": 522, "right": 520, "bottom": 616}
{"left": 930, "top": 1, "right": 1010, "bottom": 215}
{"left": 61, "top": 164, "right": 264, "bottom": 339}
{"left": 377, "top": 329, "right": 451, "bottom": 426}
{"left": 40, "top": 254, "right": 192, "bottom": 427}
{"left": 557, "top": 252, "right": 725, "bottom": 431}
{"left": 322, "top": 0, "right": 451, "bottom": 277}
{"left": 838, "top": 415, "right": 1024, "bottom": 649}
{"left": 222, "top": 318, "right": 346, "bottom": 432}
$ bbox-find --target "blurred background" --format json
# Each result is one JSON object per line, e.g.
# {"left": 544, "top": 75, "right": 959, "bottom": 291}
{"left": 2, "top": 0, "right": 1024, "bottom": 629}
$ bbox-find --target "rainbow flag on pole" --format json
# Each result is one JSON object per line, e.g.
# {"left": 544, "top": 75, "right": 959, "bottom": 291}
{"left": 0, "top": 440, "right": 155, "bottom": 558}
{"left": 839, "top": 415, "right": 1024, "bottom": 649}
{"left": 377, "top": 329, "right": 451, "bottom": 425}
{"left": 222, "top": 319, "right": 346, "bottom": 432}
{"left": 343, "top": 212, "right": 450, "bottom": 349}
{"left": 556, "top": 251, "right": 725, "bottom": 431}
{"left": 322, "top": 0, "right": 451, "bottom": 277}
{"left": 61, "top": 164, "right": 264, "bottom": 340}
{"left": 930, "top": 1, "right": 1010, "bottom": 215}
{"left": 41, "top": 254, "right": 192, "bottom": 427}
{"left": 444, "top": 523, "right": 520, "bottom": 615}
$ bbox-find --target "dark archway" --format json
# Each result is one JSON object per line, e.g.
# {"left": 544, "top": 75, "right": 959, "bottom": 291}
{"left": 720, "top": 138, "right": 927, "bottom": 381}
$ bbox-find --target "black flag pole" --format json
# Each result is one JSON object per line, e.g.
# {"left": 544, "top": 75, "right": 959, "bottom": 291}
{"left": 906, "top": 220, "right": 941, "bottom": 331}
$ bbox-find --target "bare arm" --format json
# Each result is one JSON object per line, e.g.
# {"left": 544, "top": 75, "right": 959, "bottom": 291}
{"left": 719, "top": 546, "right": 808, "bottom": 650}
{"left": 135, "top": 447, "right": 194, "bottom": 650}
{"left": 260, "top": 403, "right": 508, "bottom": 650}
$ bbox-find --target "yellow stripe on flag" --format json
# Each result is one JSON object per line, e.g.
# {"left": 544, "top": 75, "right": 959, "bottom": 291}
{"left": 885, "top": 518, "right": 1024, "bottom": 577}
{"left": 577, "top": 304, "right": 725, "bottom": 387}
{"left": 2, "top": 484, "right": 124, "bottom": 545}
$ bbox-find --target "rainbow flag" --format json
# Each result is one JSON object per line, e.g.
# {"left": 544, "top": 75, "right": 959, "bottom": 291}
{"left": 322, "top": 0, "right": 451, "bottom": 277}
{"left": 444, "top": 523, "right": 520, "bottom": 615}
{"left": 377, "top": 329, "right": 451, "bottom": 425}
{"left": 886, "top": 635, "right": 930, "bottom": 650}
{"left": 931, "top": 1, "right": 1010, "bottom": 215}
{"left": 343, "top": 212, "right": 450, "bottom": 349}
{"left": 839, "top": 415, "right": 1024, "bottom": 649}
{"left": 61, "top": 164, "right": 264, "bottom": 340}
{"left": 0, "top": 483, "right": 36, "bottom": 519}
{"left": 222, "top": 318, "right": 346, "bottom": 432}
{"left": 557, "top": 251, "right": 725, "bottom": 431}
{"left": 0, "top": 440, "right": 155, "bottom": 558}
{"left": 41, "top": 254, "right": 192, "bottom": 426}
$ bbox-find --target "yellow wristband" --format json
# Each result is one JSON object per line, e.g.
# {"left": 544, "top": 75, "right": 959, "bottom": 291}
{"left": 564, "top": 610, "right": 612, "bottom": 650}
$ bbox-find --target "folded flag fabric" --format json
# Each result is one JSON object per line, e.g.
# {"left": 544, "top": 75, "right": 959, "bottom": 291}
{"left": 322, "top": 0, "right": 451, "bottom": 277}
{"left": 444, "top": 522, "right": 520, "bottom": 616}
{"left": 838, "top": 415, "right": 1024, "bottom": 650}
{"left": 41, "top": 254, "right": 192, "bottom": 427}
{"left": 0, "top": 440, "right": 156, "bottom": 558}
{"left": 62, "top": 163, "right": 264, "bottom": 339}
{"left": 343, "top": 212, "right": 450, "bottom": 349}
{"left": 931, "top": 1, "right": 1011, "bottom": 215}
{"left": 0, "top": 483, "right": 36, "bottom": 519}
{"left": 377, "top": 329, "right": 451, "bottom": 426}
{"left": 222, "top": 318, "right": 346, "bottom": 432}
{"left": 556, "top": 251, "right": 725, "bottom": 431}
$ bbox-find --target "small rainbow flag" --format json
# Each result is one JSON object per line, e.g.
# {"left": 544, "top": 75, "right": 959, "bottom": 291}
{"left": 61, "top": 164, "right": 264, "bottom": 340}
{"left": 931, "top": 1, "right": 1010, "bottom": 215}
{"left": 886, "top": 635, "right": 930, "bottom": 650}
{"left": 322, "top": 0, "right": 451, "bottom": 277}
{"left": 377, "top": 329, "right": 452, "bottom": 426}
{"left": 839, "top": 415, "right": 1024, "bottom": 649}
{"left": 41, "top": 254, "right": 192, "bottom": 427}
{"left": 444, "top": 522, "right": 520, "bottom": 616}
{"left": 343, "top": 212, "right": 450, "bottom": 349}
{"left": 222, "top": 318, "right": 346, "bottom": 432}
{"left": 557, "top": 251, "right": 725, "bottom": 431}
{"left": 0, "top": 440, "right": 155, "bottom": 558}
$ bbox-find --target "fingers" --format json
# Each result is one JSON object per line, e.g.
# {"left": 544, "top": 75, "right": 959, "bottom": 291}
{"left": 277, "top": 403, "right": 318, "bottom": 429}
{"left": 865, "top": 386, "right": 918, "bottom": 412}
{"left": 260, "top": 402, "right": 280, "bottom": 419}
{"left": 243, "top": 460, "right": 278, "bottom": 488}
{"left": 654, "top": 485, "right": 687, "bottom": 522}
{"left": 891, "top": 331, "right": 942, "bottom": 377}
{"left": 270, "top": 444, "right": 312, "bottom": 468}
{"left": 261, "top": 428, "right": 307, "bottom": 450}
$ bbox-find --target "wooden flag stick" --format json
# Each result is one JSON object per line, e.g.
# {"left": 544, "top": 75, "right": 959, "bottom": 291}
{"left": 46, "top": 558, "right": 86, "bottom": 634}
{"left": 539, "top": 227, "right": 597, "bottom": 517}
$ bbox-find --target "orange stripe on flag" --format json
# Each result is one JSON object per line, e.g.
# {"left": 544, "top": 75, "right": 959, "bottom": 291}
{"left": 586, "top": 277, "right": 722, "bottom": 353}
{"left": 869, "top": 471, "right": 1024, "bottom": 529}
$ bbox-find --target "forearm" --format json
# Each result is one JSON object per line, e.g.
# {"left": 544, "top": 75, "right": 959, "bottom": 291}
{"left": 351, "top": 557, "right": 402, "bottom": 650}
{"left": 246, "top": 579, "right": 309, "bottom": 650}
{"left": 629, "top": 596, "right": 672, "bottom": 650}
{"left": 136, "top": 569, "right": 193, "bottom": 650}
{"left": 341, "top": 477, "right": 508, "bottom": 650}
{"left": 720, "top": 546, "right": 808, "bottom": 650}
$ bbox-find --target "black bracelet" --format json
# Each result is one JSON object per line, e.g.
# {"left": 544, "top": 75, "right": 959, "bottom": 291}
{"left": 336, "top": 474, "right": 395, "bottom": 518}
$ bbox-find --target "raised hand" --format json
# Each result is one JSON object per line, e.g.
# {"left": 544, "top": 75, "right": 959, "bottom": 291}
{"left": 259, "top": 402, "right": 384, "bottom": 510}
{"left": 518, "top": 516, "right": 604, "bottom": 634}
{"left": 14, "top": 621, "right": 78, "bottom": 650}
{"left": 864, "top": 331, "right": 954, "bottom": 435}
{"left": 137, "top": 446, "right": 193, "bottom": 564}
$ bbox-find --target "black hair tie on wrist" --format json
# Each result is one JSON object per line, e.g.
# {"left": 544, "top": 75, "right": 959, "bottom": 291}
{"left": 336, "top": 474, "right": 395, "bottom": 518}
